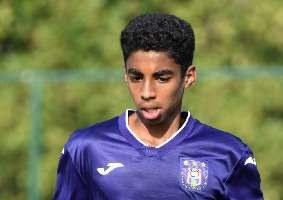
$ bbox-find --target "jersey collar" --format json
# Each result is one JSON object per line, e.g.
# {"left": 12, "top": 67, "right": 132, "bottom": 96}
{"left": 118, "top": 109, "right": 196, "bottom": 155}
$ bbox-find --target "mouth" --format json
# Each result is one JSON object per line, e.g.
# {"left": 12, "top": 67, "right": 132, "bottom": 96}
{"left": 139, "top": 107, "right": 161, "bottom": 120}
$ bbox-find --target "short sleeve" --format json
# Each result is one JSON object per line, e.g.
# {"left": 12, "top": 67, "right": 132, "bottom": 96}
{"left": 224, "top": 151, "right": 264, "bottom": 200}
{"left": 52, "top": 148, "right": 89, "bottom": 200}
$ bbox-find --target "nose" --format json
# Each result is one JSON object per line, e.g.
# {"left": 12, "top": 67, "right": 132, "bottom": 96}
{"left": 141, "top": 79, "right": 156, "bottom": 100}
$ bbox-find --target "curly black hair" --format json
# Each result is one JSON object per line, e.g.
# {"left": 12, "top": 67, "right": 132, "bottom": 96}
{"left": 120, "top": 13, "right": 195, "bottom": 75}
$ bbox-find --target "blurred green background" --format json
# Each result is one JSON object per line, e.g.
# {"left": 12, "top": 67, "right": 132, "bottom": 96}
{"left": 0, "top": 0, "right": 283, "bottom": 199}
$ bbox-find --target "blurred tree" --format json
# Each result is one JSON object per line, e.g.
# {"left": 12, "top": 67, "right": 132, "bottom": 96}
{"left": 0, "top": 0, "right": 282, "bottom": 199}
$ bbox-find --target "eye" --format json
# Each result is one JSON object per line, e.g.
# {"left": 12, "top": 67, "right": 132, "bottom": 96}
{"left": 129, "top": 74, "right": 143, "bottom": 82}
{"left": 157, "top": 76, "right": 170, "bottom": 83}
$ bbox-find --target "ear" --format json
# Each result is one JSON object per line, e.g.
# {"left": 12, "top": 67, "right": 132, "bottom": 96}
{"left": 184, "top": 65, "right": 196, "bottom": 88}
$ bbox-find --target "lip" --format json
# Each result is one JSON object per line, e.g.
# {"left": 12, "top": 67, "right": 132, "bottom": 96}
{"left": 140, "top": 106, "right": 159, "bottom": 110}
{"left": 139, "top": 107, "right": 161, "bottom": 120}
{"left": 139, "top": 103, "right": 160, "bottom": 109}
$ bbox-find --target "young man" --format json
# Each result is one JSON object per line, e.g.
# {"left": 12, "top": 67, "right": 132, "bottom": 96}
{"left": 53, "top": 13, "right": 263, "bottom": 199}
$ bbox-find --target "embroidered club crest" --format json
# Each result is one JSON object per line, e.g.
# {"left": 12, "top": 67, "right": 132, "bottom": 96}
{"left": 180, "top": 158, "right": 208, "bottom": 191}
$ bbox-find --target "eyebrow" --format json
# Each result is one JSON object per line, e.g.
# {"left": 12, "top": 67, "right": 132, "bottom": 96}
{"left": 153, "top": 70, "right": 174, "bottom": 77}
{"left": 126, "top": 68, "right": 174, "bottom": 77}
{"left": 127, "top": 68, "right": 142, "bottom": 75}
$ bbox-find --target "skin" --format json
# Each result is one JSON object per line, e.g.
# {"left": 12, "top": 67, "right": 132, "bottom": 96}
{"left": 125, "top": 50, "right": 196, "bottom": 147}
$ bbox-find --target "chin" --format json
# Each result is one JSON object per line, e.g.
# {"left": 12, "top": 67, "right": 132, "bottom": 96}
{"left": 143, "top": 118, "right": 163, "bottom": 126}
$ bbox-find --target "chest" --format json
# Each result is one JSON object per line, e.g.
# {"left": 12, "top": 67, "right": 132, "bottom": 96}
{"left": 84, "top": 145, "right": 228, "bottom": 200}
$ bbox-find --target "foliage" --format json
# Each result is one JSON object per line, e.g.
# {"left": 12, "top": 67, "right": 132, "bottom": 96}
{"left": 0, "top": 0, "right": 283, "bottom": 199}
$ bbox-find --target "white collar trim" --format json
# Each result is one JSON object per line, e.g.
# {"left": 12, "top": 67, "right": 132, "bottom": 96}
{"left": 125, "top": 109, "right": 191, "bottom": 148}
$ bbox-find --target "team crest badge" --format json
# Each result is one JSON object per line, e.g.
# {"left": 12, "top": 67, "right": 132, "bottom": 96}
{"left": 180, "top": 158, "right": 208, "bottom": 191}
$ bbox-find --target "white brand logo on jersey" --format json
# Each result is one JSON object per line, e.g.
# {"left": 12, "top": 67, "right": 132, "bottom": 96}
{"left": 244, "top": 157, "right": 256, "bottom": 166}
{"left": 97, "top": 163, "right": 124, "bottom": 175}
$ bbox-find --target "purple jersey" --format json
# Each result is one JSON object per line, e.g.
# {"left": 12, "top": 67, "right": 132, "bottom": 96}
{"left": 53, "top": 110, "right": 263, "bottom": 200}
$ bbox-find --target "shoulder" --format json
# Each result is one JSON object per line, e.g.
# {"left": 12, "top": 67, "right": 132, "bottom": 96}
{"left": 191, "top": 118, "right": 253, "bottom": 161}
{"left": 69, "top": 116, "right": 118, "bottom": 141}
{"left": 64, "top": 116, "right": 120, "bottom": 155}
{"left": 189, "top": 118, "right": 263, "bottom": 198}
{"left": 190, "top": 118, "right": 260, "bottom": 182}
{"left": 60, "top": 116, "right": 120, "bottom": 172}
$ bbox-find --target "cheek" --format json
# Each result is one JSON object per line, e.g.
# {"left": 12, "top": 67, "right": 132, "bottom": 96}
{"left": 159, "top": 87, "right": 183, "bottom": 107}
{"left": 172, "top": 87, "right": 184, "bottom": 102}
{"left": 160, "top": 83, "right": 184, "bottom": 101}
{"left": 127, "top": 84, "right": 139, "bottom": 101}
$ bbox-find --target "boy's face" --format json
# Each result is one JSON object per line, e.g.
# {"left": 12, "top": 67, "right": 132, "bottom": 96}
{"left": 125, "top": 50, "right": 196, "bottom": 125}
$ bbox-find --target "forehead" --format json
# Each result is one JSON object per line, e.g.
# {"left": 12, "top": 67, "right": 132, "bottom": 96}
{"left": 126, "top": 50, "right": 181, "bottom": 72}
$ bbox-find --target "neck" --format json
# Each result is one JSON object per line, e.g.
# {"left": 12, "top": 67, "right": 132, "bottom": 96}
{"left": 129, "top": 107, "right": 184, "bottom": 147}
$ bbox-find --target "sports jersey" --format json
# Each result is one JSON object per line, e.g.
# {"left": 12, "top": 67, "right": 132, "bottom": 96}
{"left": 52, "top": 110, "right": 263, "bottom": 200}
